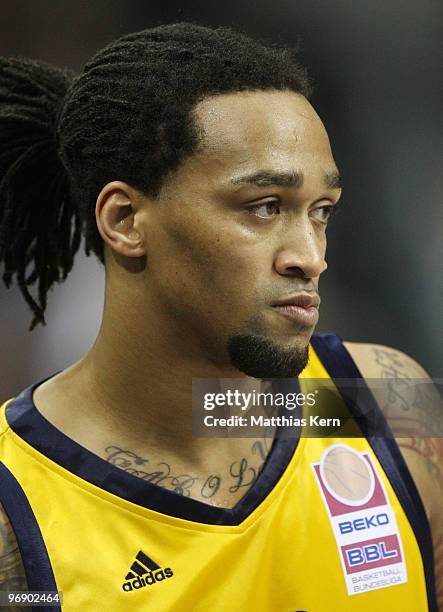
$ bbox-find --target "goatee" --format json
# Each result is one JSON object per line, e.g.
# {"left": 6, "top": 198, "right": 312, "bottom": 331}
{"left": 227, "top": 334, "right": 309, "bottom": 379}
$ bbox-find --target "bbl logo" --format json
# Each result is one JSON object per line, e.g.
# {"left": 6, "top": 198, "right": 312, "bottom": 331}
{"left": 312, "top": 443, "right": 407, "bottom": 596}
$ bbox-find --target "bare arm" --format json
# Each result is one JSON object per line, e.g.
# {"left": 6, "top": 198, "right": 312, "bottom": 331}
{"left": 345, "top": 341, "right": 443, "bottom": 609}
{"left": 0, "top": 503, "right": 28, "bottom": 611}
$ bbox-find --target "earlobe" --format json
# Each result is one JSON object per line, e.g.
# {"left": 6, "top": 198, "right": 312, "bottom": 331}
{"left": 95, "top": 181, "right": 147, "bottom": 258}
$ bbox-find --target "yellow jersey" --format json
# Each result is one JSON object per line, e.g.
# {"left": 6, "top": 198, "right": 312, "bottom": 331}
{"left": 0, "top": 333, "right": 437, "bottom": 611}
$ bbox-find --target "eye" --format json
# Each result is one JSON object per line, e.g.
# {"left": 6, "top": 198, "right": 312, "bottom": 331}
{"left": 248, "top": 201, "right": 281, "bottom": 219}
{"left": 310, "top": 203, "right": 339, "bottom": 225}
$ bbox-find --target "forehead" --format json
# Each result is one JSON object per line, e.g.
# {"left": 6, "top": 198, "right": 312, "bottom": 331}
{"left": 191, "top": 90, "right": 335, "bottom": 178}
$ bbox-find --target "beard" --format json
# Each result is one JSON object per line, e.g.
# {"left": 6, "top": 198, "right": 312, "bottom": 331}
{"left": 227, "top": 333, "right": 309, "bottom": 379}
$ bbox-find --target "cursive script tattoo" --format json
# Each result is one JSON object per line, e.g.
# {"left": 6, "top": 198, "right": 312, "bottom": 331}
{"left": 104, "top": 446, "right": 198, "bottom": 496}
{"left": 103, "top": 435, "right": 271, "bottom": 504}
{"left": 229, "top": 458, "right": 257, "bottom": 493}
{"left": 201, "top": 475, "right": 222, "bottom": 499}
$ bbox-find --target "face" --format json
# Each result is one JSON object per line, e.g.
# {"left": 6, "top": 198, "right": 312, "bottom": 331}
{"left": 144, "top": 90, "right": 342, "bottom": 377}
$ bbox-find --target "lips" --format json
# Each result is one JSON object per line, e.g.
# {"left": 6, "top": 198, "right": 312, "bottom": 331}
{"left": 271, "top": 293, "right": 320, "bottom": 309}
{"left": 271, "top": 293, "right": 320, "bottom": 327}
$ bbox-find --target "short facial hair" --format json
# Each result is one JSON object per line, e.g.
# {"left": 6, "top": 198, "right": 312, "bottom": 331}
{"left": 227, "top": 334, "right": 309, "bottom": 379}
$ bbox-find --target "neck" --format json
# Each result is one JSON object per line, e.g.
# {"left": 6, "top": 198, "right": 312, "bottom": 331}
{"left": 31, "top": 288, "right": 284, "bottom": 507}
{"left": 41, "top": 289, "right": 269, "bottom": 461}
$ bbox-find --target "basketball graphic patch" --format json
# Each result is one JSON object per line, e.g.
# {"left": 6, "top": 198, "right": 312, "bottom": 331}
{"left": 312, "top": 443, "right": 407, "bottom": 596}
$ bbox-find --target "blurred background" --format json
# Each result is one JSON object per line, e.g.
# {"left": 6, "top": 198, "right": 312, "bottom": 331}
{"left": 0, "top": 0, "right": 441, "bottom": 399}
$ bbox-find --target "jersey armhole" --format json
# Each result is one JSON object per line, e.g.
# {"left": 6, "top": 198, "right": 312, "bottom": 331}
{"left": 0, "top": 399, "right": 13, "bottom": 437}
{"left": 0, "top": 462, "right": 61, "bottom": 612}
{"left": 311, "top": 332, "right": 438, "bottom": 612}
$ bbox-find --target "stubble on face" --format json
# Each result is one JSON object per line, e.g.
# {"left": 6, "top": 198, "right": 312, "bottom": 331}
{"left": 227, "top": 313, "right": 309, "bottom": 378}
{"left": 227, "top": 332, "right": 309, "bottom": 378}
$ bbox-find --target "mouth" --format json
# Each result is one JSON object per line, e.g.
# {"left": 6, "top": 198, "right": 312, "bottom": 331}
{"left": 271, "top": 293, "right": 320, "bottom": 327}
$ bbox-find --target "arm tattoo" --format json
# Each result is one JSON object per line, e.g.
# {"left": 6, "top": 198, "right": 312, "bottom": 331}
{"left": 371, "top": 347, "right": 443, "bottom": 606}
{"left": 0, "top": 504, "right": 28, "bottom": 611}
{"left": 371, "top": 347, "right": 443, "bottom": 436}
{"left": 371, "top": 347, "right": 443, "bottom": 484}
{"left": 397, "top": 437, "right": 443, "bottom": 491}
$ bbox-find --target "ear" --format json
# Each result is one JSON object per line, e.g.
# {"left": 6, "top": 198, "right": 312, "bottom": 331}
{"left": 95, "top": 181, "right": 148, "bottom": 258}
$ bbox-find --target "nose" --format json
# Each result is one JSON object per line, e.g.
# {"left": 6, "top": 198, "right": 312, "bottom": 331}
{"left": 273, "top": 220, "right": 327, "bottom": 279}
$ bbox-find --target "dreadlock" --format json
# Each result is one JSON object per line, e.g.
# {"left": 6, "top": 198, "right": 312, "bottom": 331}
{"left": 0, "top": 58, "right": 80, "bottom": 329}
{"left": 0, "top": 22, "right": 311, "bottom": 330}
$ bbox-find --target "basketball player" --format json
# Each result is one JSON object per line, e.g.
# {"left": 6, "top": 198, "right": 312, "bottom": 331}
{"left": 0, "top": 23, "right": 441, "bottom": 611}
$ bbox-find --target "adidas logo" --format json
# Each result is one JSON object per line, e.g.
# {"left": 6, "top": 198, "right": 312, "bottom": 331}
{"left": 122, "top": 550, "right": 174, "bottom": 592}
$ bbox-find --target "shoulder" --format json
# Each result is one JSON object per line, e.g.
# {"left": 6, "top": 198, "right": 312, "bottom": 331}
{"left": 343, "top": 340, "right": 430, "bottom": 379}
{"left": 343, "top": 341, "right": 442, "bottom": 522}
{"left": 0, "top": 503, "right": 28, "bottom": 611}
{"left": 343, "top": 341, "right": 443, "bottom": 603}
{"left": 342, "top": 341, "right": 440, "bottom": 447}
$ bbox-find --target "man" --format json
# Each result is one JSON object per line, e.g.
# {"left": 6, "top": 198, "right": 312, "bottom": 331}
{"left": 0, "top": 23, "right": 441, "bottom": 611}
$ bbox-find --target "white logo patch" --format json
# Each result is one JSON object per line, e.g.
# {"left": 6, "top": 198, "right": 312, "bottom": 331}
{"left": 312, "top": 443, "right": 407, "bottom": 596}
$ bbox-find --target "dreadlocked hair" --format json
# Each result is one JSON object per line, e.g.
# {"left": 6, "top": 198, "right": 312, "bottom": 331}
{"left": 0, "top": 57, "right": 79, "bottom": 329}
{"left": 0, "top": 22, "right": 312, "bottom": 330}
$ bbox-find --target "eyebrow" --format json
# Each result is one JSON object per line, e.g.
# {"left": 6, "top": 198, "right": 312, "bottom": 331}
{"left": 230, "top": 169, "right": 342, "bottom": 190}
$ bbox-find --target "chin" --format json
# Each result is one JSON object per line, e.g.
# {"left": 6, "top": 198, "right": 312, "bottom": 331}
{"left": 227, "top": 333, "right": 310, "bottom": 379}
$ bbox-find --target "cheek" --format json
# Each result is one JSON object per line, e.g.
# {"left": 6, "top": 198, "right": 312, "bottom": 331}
{"left": 183, "top": 235, "right": 251, "bottom": 298}
{"left": 149, "top": 219, "right": 217, "bottom": 297}
{"left": 157, "top": 225, "right": 262, "bottom": 320}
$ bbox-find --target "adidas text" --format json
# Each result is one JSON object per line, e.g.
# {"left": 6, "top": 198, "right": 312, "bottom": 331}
{"left": 122, "top": 568, "right": 174, "bottom": 592}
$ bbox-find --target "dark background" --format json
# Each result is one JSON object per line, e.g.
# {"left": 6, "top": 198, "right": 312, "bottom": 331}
{"left": 0, "top": 0, "right": 442, "bottom": 399}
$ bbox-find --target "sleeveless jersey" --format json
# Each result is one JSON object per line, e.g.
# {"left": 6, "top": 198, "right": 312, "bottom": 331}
{"left": 0, "top": 333, "right": 437, "bottom": 611}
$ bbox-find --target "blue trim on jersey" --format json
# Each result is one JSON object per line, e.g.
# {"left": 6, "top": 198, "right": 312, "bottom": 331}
{"left": 4, "top": 331, "right": 437, "bottom": 610}
{"left": 5, "top": 377, "right": 301, "bottom": 526}
{"left": 310, "top": 332, "right": 438, "bottom": 612}
{"left": 0, "top": 462, "right": 61, "bottom": 612}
